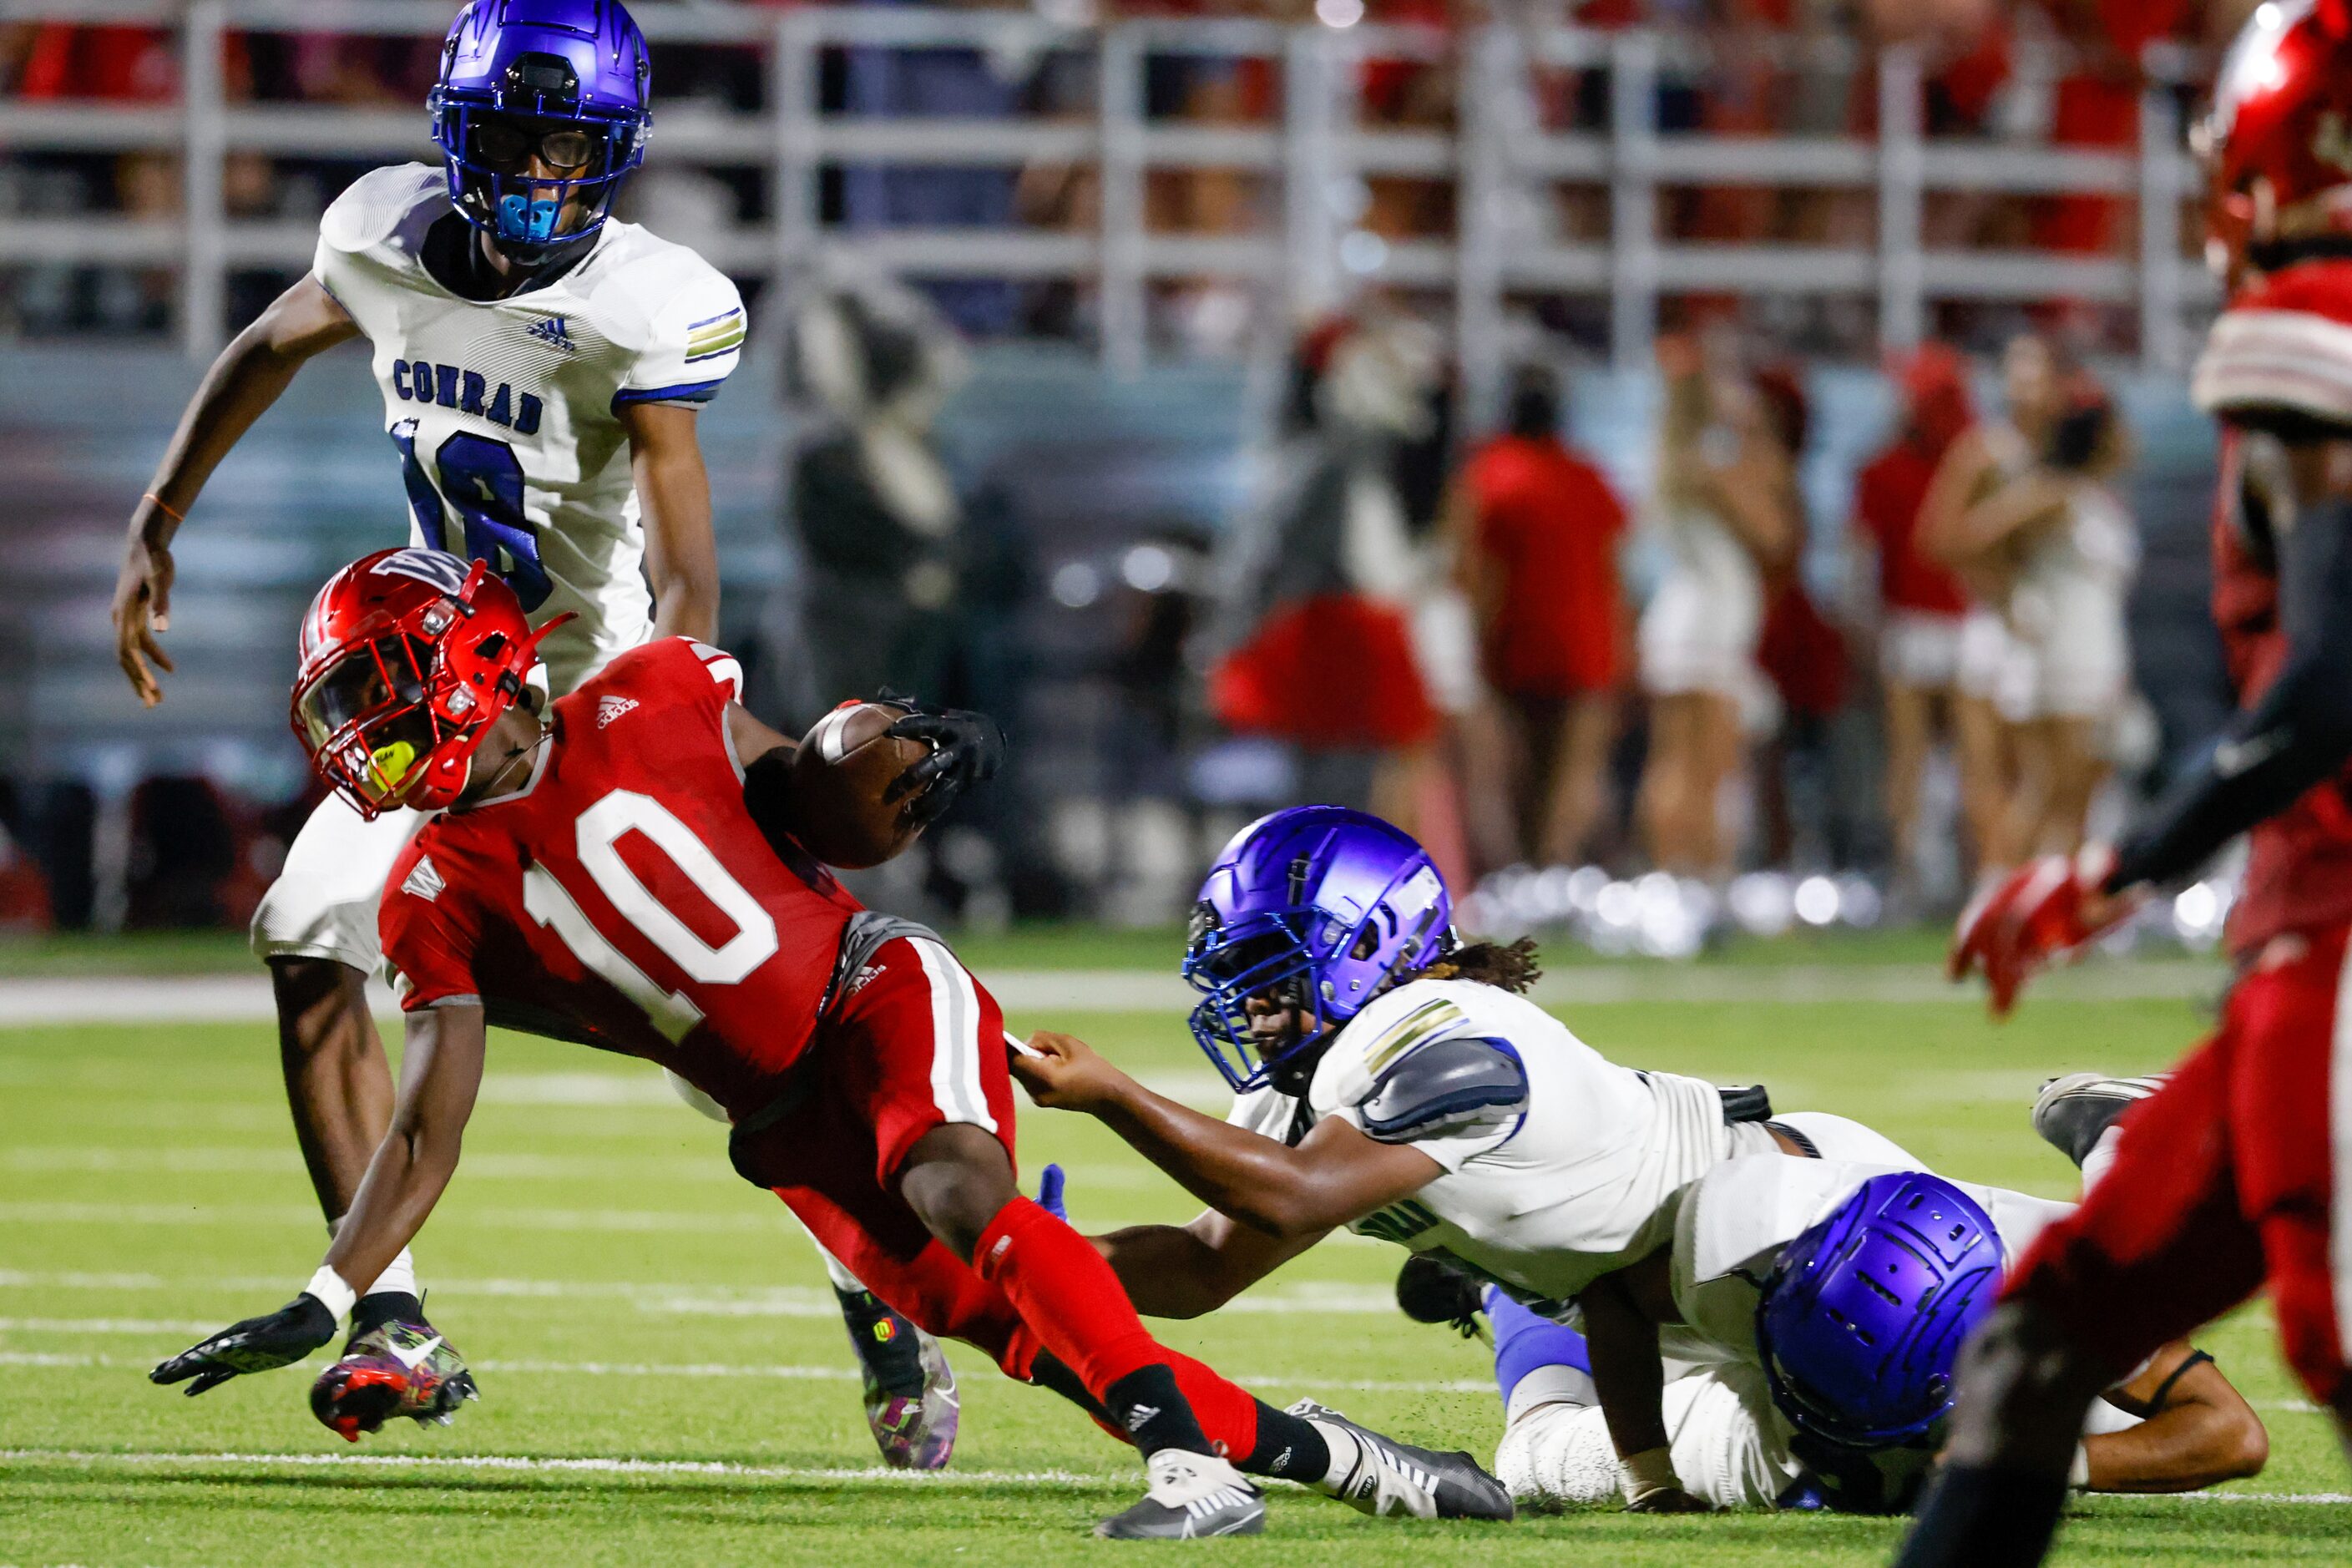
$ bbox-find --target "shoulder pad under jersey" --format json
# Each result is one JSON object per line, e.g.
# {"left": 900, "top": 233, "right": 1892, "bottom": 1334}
{"left": 2194, "top": 261, "right": 2352, "bottom": 436}
{"left": 318, "top": 163, "right": 447, "bottom": 257}
{"left": 1358, "top": 1034, "right": 1528, "bottom": 1146}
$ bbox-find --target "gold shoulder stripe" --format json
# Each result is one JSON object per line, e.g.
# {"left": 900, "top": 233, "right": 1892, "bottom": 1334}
{"left": 1362, "top": 998, "right": 1465, "bottom": 1076}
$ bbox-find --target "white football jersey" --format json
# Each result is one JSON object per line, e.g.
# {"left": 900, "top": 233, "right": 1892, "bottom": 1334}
{"left": 1669, "top": 1154, "right": 2073, "bottom": 1369}
{"left": 314, "top": 164, "right": 746, "bottom": 695}
{"left": 1226, "top": 978, "right": 1778, "bottom": 1306}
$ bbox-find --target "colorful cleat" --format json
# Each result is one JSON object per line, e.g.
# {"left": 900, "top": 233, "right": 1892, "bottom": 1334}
{"left": 835, "top": 1286, "right": 958, "bottom": 1469}
{"left": 1095, "top": 1449, "right": 1266, "bottom": 1540}
{"left": 309, "top": 1320, "right": 477, "bottom": 1442}
{"left": 2031, "top": 1073, "right": 2170, "bottom": 1167}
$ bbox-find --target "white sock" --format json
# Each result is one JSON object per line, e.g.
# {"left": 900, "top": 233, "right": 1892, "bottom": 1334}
{"left": 2080, "top": 1125, "right": 2126, "bottom": 1195}
{"left": 367, "top": 1245, "right": 419, "bottom": 1300}
{"left": 327, "top": 1216, "right": 418, "bottom": 1301}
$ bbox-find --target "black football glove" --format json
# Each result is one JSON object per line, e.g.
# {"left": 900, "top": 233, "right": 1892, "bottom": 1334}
{"left": 874, "top": 691, "right": 1005, "bottom": 827}
{"left": 150, "top": 1293, "right": 336, "bottom": 1396}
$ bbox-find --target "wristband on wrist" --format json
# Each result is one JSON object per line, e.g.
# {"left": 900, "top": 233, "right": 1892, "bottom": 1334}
{"left": 2067, "top": 1442, "right": 2092, "bottom": 1491}
{"left": 1619, "top": 1445, "right": 1681, "bottom": 1506}
{"left": 305, "top": 1264, "right": 358, "bottom": 1323}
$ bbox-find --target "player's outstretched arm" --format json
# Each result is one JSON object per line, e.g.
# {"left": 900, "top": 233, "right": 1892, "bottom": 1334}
{"left": 149, "top": 1003, "right": 486, "bottom": 1399}
{"left": 114, "top": 274, "right": 358, "bottom": 706}
{"left": 1092, "top": 1209, "right": 1328, "bottom": 1320}
{"left": 624, "top": 402, "right": 721, "bottom": 645}
{"left": 1014, "top": 1029, "right": 1439, "bottom": 1240}
{"left": 2082, "top": 1343, "right": 2269, "bottom": 1494}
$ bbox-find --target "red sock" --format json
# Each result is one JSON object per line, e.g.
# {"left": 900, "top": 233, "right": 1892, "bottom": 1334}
{"left": 974, "top": 1197, "right": 1260, "bottom": 1455}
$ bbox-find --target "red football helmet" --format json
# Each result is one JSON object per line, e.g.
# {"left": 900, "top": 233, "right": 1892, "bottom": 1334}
{"left": 290, "top": 549, "right": 567, "bottom": 819}
{"left": 2203, "top": 0, "right": 2352, "bottom": 286}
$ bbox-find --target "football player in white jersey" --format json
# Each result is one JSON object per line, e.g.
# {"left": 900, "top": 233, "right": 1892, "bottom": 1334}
{"left": 107, "top": 0, "right": 954, "bottom": 1462}
{"left": 1011, "top": 807, "right": 1904, "bottom": 1496}
{"left": 1437, "top": 1147, "right": 2264, "bottom": 1516}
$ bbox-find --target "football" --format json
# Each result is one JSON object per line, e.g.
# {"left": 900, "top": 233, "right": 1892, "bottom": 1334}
{"left": 787, "top": 701, "right": 934, "bottom": 869}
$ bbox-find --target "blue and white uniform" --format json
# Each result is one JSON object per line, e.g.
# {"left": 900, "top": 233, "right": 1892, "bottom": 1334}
{"left": 1493, "top": 1156, "right": 2140, "bottom": 1512}
{"left": 252, "top": 162, "right": 745, "bottom": 972}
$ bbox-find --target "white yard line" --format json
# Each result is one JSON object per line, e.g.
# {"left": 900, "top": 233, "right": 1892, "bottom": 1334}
{"left": 1, "top": 1447, "right": 2344, "bottom": 1504}
{"left": 0, "top": 1347, "right": 1485, "bottom": 1394}
{"left": 0, "top": 959, "right": 2228, "bottom": 1028}
{"left": 0, "top": 1274, "right": 1399, "bottom": 1314}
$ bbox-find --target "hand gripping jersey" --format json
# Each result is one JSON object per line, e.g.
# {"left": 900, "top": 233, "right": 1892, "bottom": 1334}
{"left": 379, "top": 638, "right": 860, "bottom": 1119}
{"left": 316, "top": 164, "right": 746, "bottom": 694}
{"left": 1226, "top": 978, "right": 1782, "bottom": 1307}
{"left": 2192, "top": 259, "right": 2352, "bottom": 953}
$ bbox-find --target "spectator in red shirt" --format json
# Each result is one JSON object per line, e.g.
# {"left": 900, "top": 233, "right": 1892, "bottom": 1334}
{"left": 1849, "top": 343, "right": 1976, "bottom": 895}
{"left": 1448, "top": 362, "right": 1629, "bottom": 867}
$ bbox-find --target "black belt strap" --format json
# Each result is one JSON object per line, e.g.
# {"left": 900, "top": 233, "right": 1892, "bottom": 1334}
{"left": 1765, "top": 1119, "right": 1820, "bottom": 1158}
{"left": 1719, "top": 1083, "right": 1774, "bottom": 1124}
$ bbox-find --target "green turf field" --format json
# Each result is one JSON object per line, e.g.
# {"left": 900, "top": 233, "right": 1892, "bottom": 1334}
{"left": 3, "top": 957, "right": 2347, "bottom": 1565}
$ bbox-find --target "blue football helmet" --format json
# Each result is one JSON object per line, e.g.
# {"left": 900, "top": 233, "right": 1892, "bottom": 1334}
{"left": 1183, "top": 806, "right": 1454, "bottom": 1094}
{"left": 1756, "top": 1171, "right": 2003, "bottom": 1450}
{"left": 430, "top": 0, "right": 652, "bottom": 260}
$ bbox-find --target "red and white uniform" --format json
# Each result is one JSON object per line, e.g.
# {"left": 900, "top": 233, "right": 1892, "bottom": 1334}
{"left": 2004, "top": 261, "right": 2352, "bottom": 1409}
{"left": 380, "top": 637, "right": 1037, "bottom": 1373}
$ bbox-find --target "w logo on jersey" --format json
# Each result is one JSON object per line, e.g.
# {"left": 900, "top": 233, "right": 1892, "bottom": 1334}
{"left": 526, "top": 315, "right": 577, "bottom": 354}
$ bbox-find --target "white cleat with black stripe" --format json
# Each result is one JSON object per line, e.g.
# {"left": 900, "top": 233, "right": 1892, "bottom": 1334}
{"left": 1094, "top": 1449, "right": 1267, "bottom": 1540}
{"left": 1287, "top": 1399, "right": 1515, "bottom": 1521}
{"left": 2031, "top": 1072, "right": 2170, "bottom": 1167}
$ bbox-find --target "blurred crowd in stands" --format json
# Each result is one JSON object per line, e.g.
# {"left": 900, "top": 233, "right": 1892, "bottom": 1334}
{"left": 0, "top": 1, "right": 2243, "bottom": 948}
{"left": 0, "top": 0, "right": 2259, "bottom": 350}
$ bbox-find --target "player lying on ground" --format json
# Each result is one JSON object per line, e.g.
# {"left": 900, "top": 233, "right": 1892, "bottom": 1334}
{"left": 107, "top": 0, "right": 958, "bottom": 1465}
{"left": 1011, "top": 805, "right": 1920, "bottom": 1511}
{"left": 1920, "top": 7, "right": 2352, "bottom": 1563}
{"left": 1393, "top": 1122, "right": 2263, "bottom": 1514}
{"left": 151, "top": 551, "right": 1514, "bottom": 1540}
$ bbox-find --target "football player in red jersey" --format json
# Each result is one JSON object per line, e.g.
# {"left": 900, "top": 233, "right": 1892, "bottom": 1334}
{"left": 1909, "top": 4, "right": 2352, "bottom": 1563}
{"left": 151, "top": 549, "right": 1513, "bottom": 1539}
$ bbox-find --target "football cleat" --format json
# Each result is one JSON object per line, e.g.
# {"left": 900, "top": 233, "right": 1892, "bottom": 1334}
{"left": 834, "top": 1287, "right": 958, "bottom": 1470}
{"left": 1393, "top": 1253, "right": 1486, "bottom": 1339}
{"left": 309, "top": 1320, "right": 478, "bottom": 1442}
{"left": 1287, "top": 1399, "right": 1515, "bottom": 1521}
{"left": 1094, "top": 1448, "right": 1266, "bottom": 1540}
{"left": 2031, "top": 1073, "right": 2170, "bottom": 1168}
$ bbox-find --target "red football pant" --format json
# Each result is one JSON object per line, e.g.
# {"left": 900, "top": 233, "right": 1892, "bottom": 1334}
{"left": 736, "top": 934, "right": 1262, "bottom": 1454}
{"left": 2003, "top": 921, "right": 2352, "bottom": 1409}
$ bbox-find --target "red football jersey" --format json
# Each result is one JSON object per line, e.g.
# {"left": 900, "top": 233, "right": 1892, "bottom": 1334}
{"left": 2194, "top": 266, "right": 2352, "bottom": 955}
{"left": 380, "top": 638, "right": 862, "bottom": 1118}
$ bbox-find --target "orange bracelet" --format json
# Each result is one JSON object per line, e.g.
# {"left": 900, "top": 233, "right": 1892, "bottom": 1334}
{"left": 141, "top": 491, "right": 185, "bottom": 524}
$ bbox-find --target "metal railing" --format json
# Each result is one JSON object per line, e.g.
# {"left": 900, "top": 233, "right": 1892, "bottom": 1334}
{"left": 2, "top": 2, "right": 2217, "bottom": 391}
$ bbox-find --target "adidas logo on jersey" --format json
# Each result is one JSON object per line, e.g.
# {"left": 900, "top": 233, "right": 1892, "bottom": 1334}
{"left": 402, "top": 855, "right": 446, "bottom": 903}
{"left": 843, "top": 961, "right": 884, "bottom": 999}
{"left": 526, "top": 314, "right": 578, "bottom": 353}
{"left": 596, "top": 695, "right": 640, "bottom": 730}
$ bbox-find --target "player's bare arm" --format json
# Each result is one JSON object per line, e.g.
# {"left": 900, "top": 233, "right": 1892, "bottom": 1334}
{"left": 2081, "top": 1343, "right": 2269, "bottom": 1493}
{"left": 114, "top": 274, "right": 359, "bottom": 706}
{"left": 1014, "top": 1030, "right": 1439, "bottom": 1240}
{"left": 1578, "top": 1248, "right": 1710, "bottom": 1513}
{"left": 1090, "top": 1208, "right": 1328, "bottom": 1320}
{"left": 624, "top": 401, "right": 721, "bottom": 644}
{"left": 151, "top": 1001, "right": 486, "bottom": 1409}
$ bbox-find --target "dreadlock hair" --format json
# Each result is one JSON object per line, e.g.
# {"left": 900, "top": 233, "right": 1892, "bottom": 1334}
{"left": 1407, "top": 936, "right": 1542, "bottom": 995}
